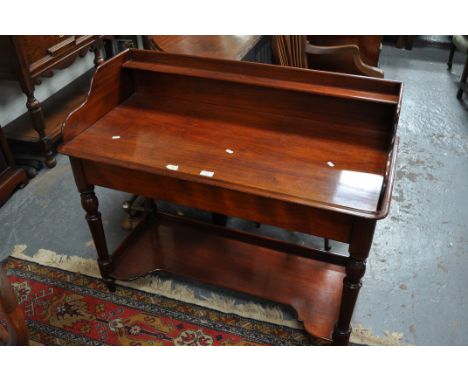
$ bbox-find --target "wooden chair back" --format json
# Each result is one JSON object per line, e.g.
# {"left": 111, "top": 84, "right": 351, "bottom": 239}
{"left": 271, "top": 35, "right": 308, "bottom": 68}
{"left": 307, "top": 36, "right": 382, "bottom": 66}
{"left": 305, "top": 43, "right": 384, "bottom": 78}
{"left": 272, "top": 35, "right": 384, "bottom": 78}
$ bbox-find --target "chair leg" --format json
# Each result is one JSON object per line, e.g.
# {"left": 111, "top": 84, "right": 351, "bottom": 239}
{"left": 447, "top": 43, "right": 456, "bottom": 70}
{"left": 324, "top": 238, "right": 332, "bottom": 251}
{"left": 457, "top": 53, "right": 468, "bottom": 99}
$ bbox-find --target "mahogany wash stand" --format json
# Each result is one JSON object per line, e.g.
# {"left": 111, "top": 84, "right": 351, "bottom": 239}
{"left": 59, "top": 49, "right": 402, "bottom": 345}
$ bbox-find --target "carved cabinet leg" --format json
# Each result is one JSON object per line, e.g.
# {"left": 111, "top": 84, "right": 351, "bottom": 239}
{"left": 25, "top": 93, "right": 56, "bottom": 168}
{"left": 333, "top": 219, "right": 376, "bottom": 345}
{"left": 70, "top": 159, "right": 115, "bottom": 291}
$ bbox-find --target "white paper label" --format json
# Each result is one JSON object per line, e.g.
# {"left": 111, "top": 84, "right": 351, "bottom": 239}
{"left": 166, "top": 164, "right": 179, "bottom": 171}
{"left": 200, "top": 170, "right": 214, "bottom": 177}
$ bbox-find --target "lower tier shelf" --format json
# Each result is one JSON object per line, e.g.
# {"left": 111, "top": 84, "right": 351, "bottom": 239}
{"left": 109, "top": 213, "right": 346, "bottom": 341}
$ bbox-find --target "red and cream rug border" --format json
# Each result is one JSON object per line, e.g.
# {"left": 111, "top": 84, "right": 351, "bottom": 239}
{"left": 9, "top": 244, "right": 405, "bottom": 346}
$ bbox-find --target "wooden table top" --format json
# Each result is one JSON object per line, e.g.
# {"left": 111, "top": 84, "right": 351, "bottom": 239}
{"left": 60, "top": 49, "right": 402, "bottom": 219}
{"left": 149, "top": 35, "right": 261, "bottom": 60}
{"left": 62, "top": 93, "right": 388, "bottom": 215}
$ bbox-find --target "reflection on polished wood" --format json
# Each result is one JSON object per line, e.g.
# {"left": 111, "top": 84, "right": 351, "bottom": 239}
{"left": 60, "top": 49, "right": 402, "bottom": 345}
{"left": 63, "top": 95, "right": 386, "bottom": 214}
{"left": 147, "top": 35, "right": 262, "bottom": 60}
{"left": 111, "top": 213, "right": 346, "bottom": 340}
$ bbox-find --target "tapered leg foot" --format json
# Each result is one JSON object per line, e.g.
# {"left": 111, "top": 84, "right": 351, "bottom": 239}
{"left": 45, "top": 155, "right": 57, "bottom": 168}
{"left": 332, "top": 326, "right": 352, "bottom": 345}
{"left": 105, "top": 279, "right": 116, "bottom": 292}
{"left": 19, "top": 178, "right": 29, "bottom": 189}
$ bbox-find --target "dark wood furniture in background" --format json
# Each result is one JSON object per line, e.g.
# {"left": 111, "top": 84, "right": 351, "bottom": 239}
{"left": 447, "top": 35, "right": 468, "bottom": 100}
{"left": 0, "top": 36, "right": 105, "bottom": 169}
{"left": 60, "top": 49, "right": 402, "bottom": 345}
{"left": 395, "top": 36, "right": 414, "bottom": 50}
{"left": 273, "top": 36, "right": 383, "bottom": 78}
{"left": 271, "top": 36, "right": 308, "bottom": 68}
{"left": 307, "top": 36, "right": 382, "bottom": 67}
{"left": 144, "top": 35, "right": 272, "bottom": 63}
{"left": 305, "top": 43, "right": 384, "bottom": 78}
{"left": 0, "top": 126, "right": 28, "bottom": 207}
{"left": 0, "top": 264, "right": 28, "bottom": 345}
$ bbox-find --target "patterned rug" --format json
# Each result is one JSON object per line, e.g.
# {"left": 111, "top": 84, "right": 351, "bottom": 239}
{"left": 3, "top": 256, "right": 319, "bottom": 345}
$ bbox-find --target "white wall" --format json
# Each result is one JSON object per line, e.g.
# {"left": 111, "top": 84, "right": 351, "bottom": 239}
{"left": 0, "top": 54, "right": 94, "bottom": 126}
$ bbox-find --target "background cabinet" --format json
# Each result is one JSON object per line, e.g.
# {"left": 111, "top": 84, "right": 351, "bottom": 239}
{"left": 0, "top": 36, "right": 105, "bottom": 169}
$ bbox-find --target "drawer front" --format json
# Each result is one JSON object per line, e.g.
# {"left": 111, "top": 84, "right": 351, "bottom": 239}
{"left": 15, "top": 35, "right": 97, "bottom": 76}
{"left": 81, "top": 159, "right": 354, "bottom": 243}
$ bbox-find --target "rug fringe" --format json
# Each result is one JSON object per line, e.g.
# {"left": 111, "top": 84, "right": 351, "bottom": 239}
{"left": 10, "top": 245, "right": 405, "bottom": 345}
{"left": 10, "top": 245, "right": 297, "bottom": 329}
{"left": 350, "top": 325, "right": 405, "bottom": 346}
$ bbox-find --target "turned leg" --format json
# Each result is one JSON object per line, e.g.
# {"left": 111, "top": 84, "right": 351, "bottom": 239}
{"left": 103, "top": 38, "right": 114, "bottom": 59}
{"left": 447, "top": 43, "right": 455, "bottom": 70}
{"left": 70, "top": 158, "right": 115, "bottom": 291}
{"left": 24, "top": 92, "right": 56, "bottom": 168}
{"left": 457, "top": 53, "right": 468, "bottom": 99}
{"left": 80, "top": 186, "right": 115, "bottom": 291}
{"left": 332, "top": 219, "right": 376, "bottom": 345}
{"left": 93, "top": 40, "right": 104, "bottom": 67}
{"left": 405, "top": 36, "right": 414, "bottom": 50}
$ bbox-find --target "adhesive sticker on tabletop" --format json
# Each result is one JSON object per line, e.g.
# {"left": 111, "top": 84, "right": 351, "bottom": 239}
{"left": 200, "top": 170, "right": 214, "bottom": 177}
{"left": 112, "top": 136, "right": 121, "bottom": 140}
{"left": 225, "top": 149, "right": 234, "bottom": 154}
{"left": 166, "top": 164, "right": 179, "bottom": 171}
{"left": 327, "top": 161, "right": 335, "bottom": 167}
